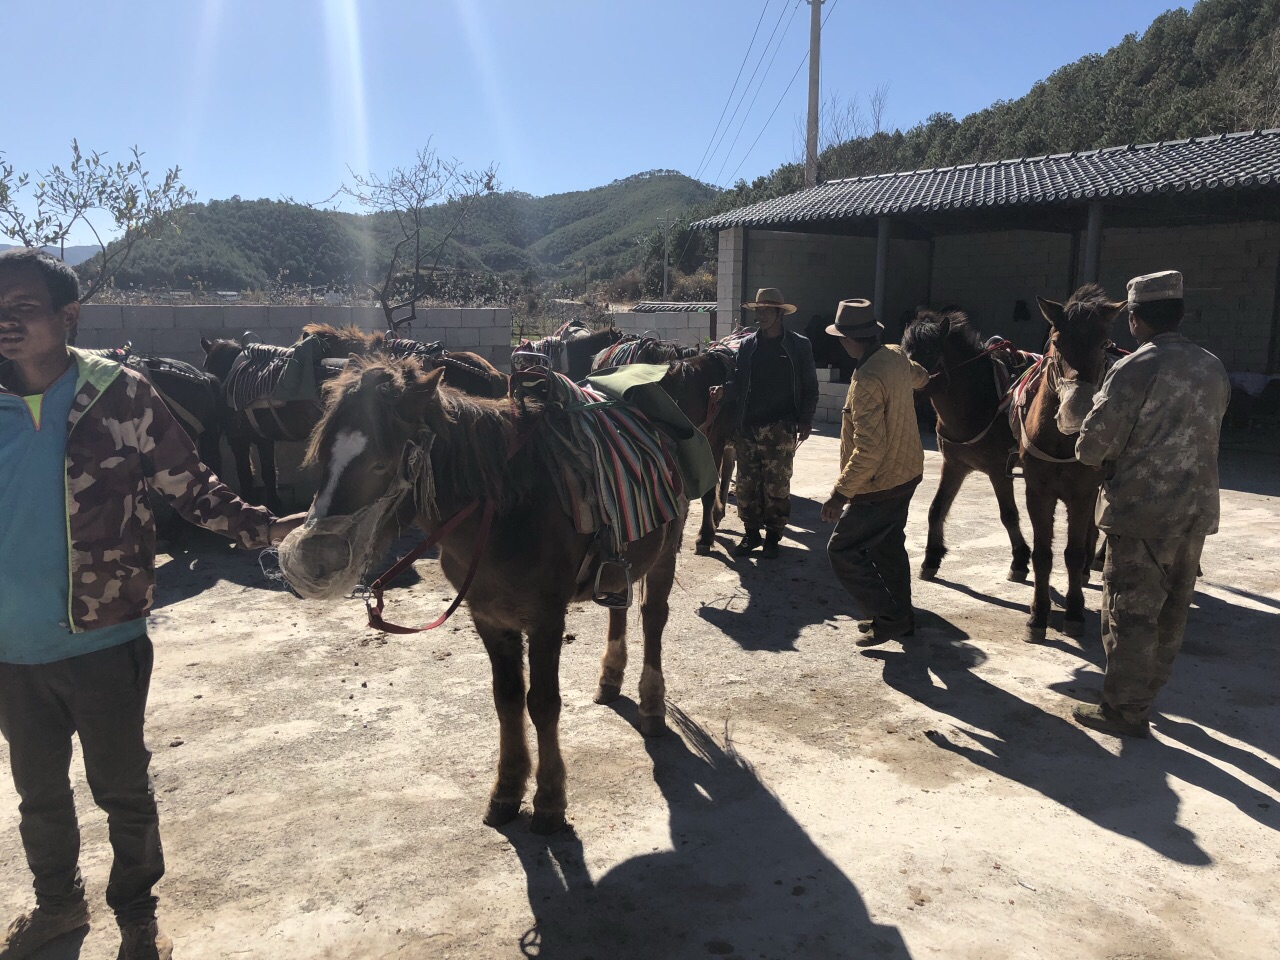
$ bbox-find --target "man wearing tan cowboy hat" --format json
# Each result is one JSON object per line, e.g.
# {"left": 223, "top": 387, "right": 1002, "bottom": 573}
{"left": 1072, "top": 270, "right": 1230, "bottom": 738}
{"left": 820, "top": 298, "right": 929, "bottom": 646}
{"left": 717, "top": 287, "right": 818, "bottom": 558}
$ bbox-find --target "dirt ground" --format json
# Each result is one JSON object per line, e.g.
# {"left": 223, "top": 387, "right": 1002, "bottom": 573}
{"left": 3, "top": 428, "right": 1278, "bottom": 960}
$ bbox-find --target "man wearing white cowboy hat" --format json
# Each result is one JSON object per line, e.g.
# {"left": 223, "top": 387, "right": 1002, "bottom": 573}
{"left": 1072, "top": 270, "right": 1230, "bottom": 738}
{"left": 820, "top": 298, "right": 929, "bottom": 646}
{"left": 718, "top": 287, "right": 818, "bottom": 559}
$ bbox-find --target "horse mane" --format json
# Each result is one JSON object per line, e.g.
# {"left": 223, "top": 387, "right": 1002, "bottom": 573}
{"left": 307, "top": 356, "right": 536, "bottom": 511}
{"left": 902, "top": 308, "right": 984, "bottom": 358}
{"left": 1061, "top": 283, "right": 1113, "bottom": 325}
{"left": 301, "top": 323, "right": 381, "bottom": 355}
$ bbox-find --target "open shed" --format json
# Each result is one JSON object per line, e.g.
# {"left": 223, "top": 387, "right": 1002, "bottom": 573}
{"left": 696, "top": 129, "right": 1280, "bottom": 376}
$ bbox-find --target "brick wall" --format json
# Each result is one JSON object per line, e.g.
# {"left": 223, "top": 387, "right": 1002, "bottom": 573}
{"left": 815, "top": 378, "right": 849, "bottom": 425}
{"left": 716, "top": 227, "right": 745, "bottom": 324}
{"left": 75, "top": 304, "right": 515, "bottom": 372}
{"left": 1098, "top": 221, "right": 1280, "bottom": 373}
{"left": 611, "top": 309, "right": 716, "bottom": 346}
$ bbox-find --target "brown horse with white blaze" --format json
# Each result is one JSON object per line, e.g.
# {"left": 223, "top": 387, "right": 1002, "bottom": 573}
{"left": 279, "top": 358, "right": 687, "bottom": 834}
{"left": 1016, "top": 285, "right": 1124, "bottom": 642}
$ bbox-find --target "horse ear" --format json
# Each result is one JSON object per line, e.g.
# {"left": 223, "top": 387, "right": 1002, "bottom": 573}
{"left": 396, "top": 366, "right": 445, "bottom": 423}
{"left": 938, "top": 316, "right": 952, "bottom": 338}
{"left": 1037, "top": 296, "right": 1066, "bottom": 328}
{"left": 200, "top": 337, "right": 212, "bottom": 354}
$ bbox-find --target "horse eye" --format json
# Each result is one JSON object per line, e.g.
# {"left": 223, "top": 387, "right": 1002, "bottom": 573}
{"left": 369, "top": 461, "right": 389, "bottom": 474}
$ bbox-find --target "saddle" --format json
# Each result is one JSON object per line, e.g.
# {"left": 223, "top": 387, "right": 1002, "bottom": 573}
{"left": 225, "top": 336, "right": 335, "bottom": 412}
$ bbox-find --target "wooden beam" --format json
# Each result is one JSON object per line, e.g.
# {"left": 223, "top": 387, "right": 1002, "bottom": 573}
{"left": 1268, "top": 242, "right": 1280, "bottom": 376}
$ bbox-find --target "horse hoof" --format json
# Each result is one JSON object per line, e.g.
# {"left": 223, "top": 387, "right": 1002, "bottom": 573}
{"left": 594, "top": 683, "right": 621, "bottom": 705}
{"left": 639, "top": 714, "right": 667, "bottom": 738}
{"left": 695, "top": 542, "right": 712, "bottom": 556}
{"left": 1062, "top": 618, "right": 1086, "bottom": 638}
{"left": 530, "top": 811, "right": 567, "bottom": 835}
{"left": 483, "top": 800, "right": 521, "bottom": 827}
{"left": 1007, "top": 568, "right": 1029, "bottom": 584}
{"left": 920, "top": 566, "right": 939, "bottom": 581}
{"left": 1024, "top": 625, "right": 1047, "bottom": 643}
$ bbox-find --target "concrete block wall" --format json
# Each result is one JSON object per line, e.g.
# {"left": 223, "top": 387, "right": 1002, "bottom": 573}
{"left": 930, "top": 230, "right": 1074, "bottom": 352}
{"left": 716, "top": 227, "right": 745, "bottom": 325}
{"left": 75, "top": 305, "right": 515, "bottom": 372}
{"left": 611, "top": 310, "right": 715, "bottom": 347}
{"left": 815, "top": 379, "right": 849, "bottom": 425}
{"left": 1098, "top": 221, "right": 1280, "bottom": 373}
{"left": 740, "top": 230, "right": 931, "bottom": 342}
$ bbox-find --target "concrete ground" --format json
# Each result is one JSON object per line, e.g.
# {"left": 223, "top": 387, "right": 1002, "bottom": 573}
{"left": 3, "top": 428, "right": 1277, "bottom": 960}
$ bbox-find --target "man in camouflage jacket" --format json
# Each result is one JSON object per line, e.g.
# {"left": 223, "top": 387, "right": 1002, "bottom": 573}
{"left": 0, "top": 249, "right": 300, "bottom": 959}
{"left": 1072, "top": 270, "right": 1231, "bottom": 739}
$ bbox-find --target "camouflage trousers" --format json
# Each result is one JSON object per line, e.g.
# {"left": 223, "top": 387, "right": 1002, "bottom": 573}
{"left": 734, "top": 421, "right": 798, "bottom": 538}
{"left": 1101, "top": 534, "right": 1205, "bottom": 724}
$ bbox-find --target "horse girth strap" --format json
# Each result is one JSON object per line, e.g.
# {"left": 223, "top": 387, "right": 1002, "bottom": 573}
{"left": 364, "top": 500, "right": 496, "bottom": 634}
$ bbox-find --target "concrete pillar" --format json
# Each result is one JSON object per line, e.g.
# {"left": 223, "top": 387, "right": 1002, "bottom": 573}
{"left": 1082, "top": 202, "right": 1104, "bottom": 283}
{"left": 874, "top": 217, "right": 891, "bottom": 322}
{"left": 717, "top": 227, "right": 746, "bottom": 332}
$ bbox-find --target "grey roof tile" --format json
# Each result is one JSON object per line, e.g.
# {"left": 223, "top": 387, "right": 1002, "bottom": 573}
{"left": 695, "top": 130, "right": 1280, "bottom": 230}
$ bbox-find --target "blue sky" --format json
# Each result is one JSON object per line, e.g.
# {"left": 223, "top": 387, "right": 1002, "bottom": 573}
{"left": 5, "top": 0, "right": 1184, "bottom": 240}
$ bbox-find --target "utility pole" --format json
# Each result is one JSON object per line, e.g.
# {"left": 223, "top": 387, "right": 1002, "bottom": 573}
{"left": 657, "top": 211, "right": 674, "bottom": 299}
{"left": 805, "top": 0, "right": 824, "bottom": 189}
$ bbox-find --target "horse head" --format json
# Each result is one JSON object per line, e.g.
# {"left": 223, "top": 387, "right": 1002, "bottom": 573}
{"left": 901, "top": 308, "right": 976, "bottom": 394}
{"left": 1036, "top": 285, "right": 1125, "bottom": 434}
{"left": 280, "top": 359, "right": 448, "bottom": 600}
{"left": 200, "top": 336, "right": 245, "bottom": 380}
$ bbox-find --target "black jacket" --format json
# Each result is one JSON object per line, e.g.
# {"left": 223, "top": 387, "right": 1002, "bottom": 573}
{"left": 728, "top": 328, "right": 819, "bottom": 431}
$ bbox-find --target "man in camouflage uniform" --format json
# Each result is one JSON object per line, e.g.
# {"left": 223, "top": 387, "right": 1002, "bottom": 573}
{"left": 1073, "top": 270, "right": 1230, "bottom": 738}
{"left": 721, "top": 288, "right": 818, "bottom": 559}
{"left": 0, "top": 249, "right": 302, "bottom": 959}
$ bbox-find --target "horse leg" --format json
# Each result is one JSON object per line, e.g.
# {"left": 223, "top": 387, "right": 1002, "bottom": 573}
{"left": 1061, "top": 495, "right": 1094, "bottom": 637}
{"left": 922, "top": 456, "right": 969, "bottom": 579}
{"left": 990, "top": 470, "right": 1031, "bottom": 583}
{"left": 476, "top": 621, "right": 530, "bottom": 827}
{"left": 526, "top": 616, "right": 567, "bottom": 835}
{"left": 229, "top": 434, "right": 257, "bottom": 504}
{"left": 637, "top": 539, "right": 679, "bottom": 738}
{"left": 1025, "top": 481, "right": 1057, "bottom": 643}
{"left": 257, "top": 439, "right": 283, "bottom": 514}
{"left": 593, "top": 608, "right": 627, "bottom": 704}
{"left": 696, "top": 436, "right": 728, "bottom": 555}
{"left": 1082, "top": 520, "right": 1101, "bottom": 585}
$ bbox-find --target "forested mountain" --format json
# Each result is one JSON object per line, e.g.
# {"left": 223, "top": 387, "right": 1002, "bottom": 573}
{"left": 87, "top": 171, "right": 717, "bottom": 294}
{"left": 713, "top": 0, "right": 1280, "bottom": 214}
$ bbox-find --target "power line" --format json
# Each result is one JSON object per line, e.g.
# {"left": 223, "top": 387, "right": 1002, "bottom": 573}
{"left": 692, "top": 0, "right": 774, "bottom": 184}
{"left": 713, "top": 0, "right": 806, "bottom": 186}
{"left": 699, "top": 0, "right": 800, "bottom": 182}
{"left": 726, "top": 0, "right": 840, "bottom": 186}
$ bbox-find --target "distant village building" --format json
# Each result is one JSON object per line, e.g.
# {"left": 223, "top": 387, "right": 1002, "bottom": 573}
{"left": 697, "top": 129, "right": 1280, "bottom": 377}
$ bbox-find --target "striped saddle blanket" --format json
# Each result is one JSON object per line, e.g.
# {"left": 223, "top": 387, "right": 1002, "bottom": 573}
{"left": 514, "top": 369, "right": 684, "bottom": 550}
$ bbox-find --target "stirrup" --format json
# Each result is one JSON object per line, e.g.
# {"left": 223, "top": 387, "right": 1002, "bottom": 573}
{"left": 593, "top": 558, "right": 633, "bottom": 608}
{"left": 1005, "top": 449, "right": 1024, "bottom": 479}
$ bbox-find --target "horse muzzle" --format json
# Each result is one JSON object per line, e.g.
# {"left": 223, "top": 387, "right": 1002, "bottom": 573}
{"left": 277, "top": 526, "right": 361, "bottom": 600}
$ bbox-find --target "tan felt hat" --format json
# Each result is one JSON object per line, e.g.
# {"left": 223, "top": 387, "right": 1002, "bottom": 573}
{"left": 743, "top": 287, "right": 797, "bottom": 315}
{"left": 1127, "top": 270, "right": 1183, "bottom": 306}
{"left": 825, "top": 298, "right": 881, "bottom": 338}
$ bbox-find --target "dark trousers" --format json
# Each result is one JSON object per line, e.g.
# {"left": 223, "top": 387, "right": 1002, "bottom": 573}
{"left": 0, "top": 634, "right": 164, "bottom": 924}
{"left": 827, "top": 490, "right": 915, "bottom": 628}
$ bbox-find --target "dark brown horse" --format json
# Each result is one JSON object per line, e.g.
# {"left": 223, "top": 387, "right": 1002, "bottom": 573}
{"left": 901, "top": 310, "right": 1031, "bottom": 583}
{"left": 658, "top": 350, "right": 740, "bottom": 554}
{"left": 201, "top": 327, "right": 506, "bottom": 510}
{"left": 280, "top": 358, "right": 687, "bottom": 833}
{"left": 1015, "top": 285, "right": 1124, "bottom": 642}
{"left": 590, "top": 335, "right": 701, "bottom": 372}
{"left": 514, "top": 321, "right": 625, "bottom": 381}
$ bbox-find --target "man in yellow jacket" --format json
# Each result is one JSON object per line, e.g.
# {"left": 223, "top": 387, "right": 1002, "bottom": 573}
{"left": 820, "top": 299, "right": 929, "bottom": 646}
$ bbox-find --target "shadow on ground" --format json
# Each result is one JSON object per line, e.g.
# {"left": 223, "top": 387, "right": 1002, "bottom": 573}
{"left": 697, "top": 496, "right": 848, "bottom": 652}
{"left": 868, "top": 611, "right": 1278, "bottom": 867}
{"left": 502, "top": 706, "right": 910, "bottom": 960}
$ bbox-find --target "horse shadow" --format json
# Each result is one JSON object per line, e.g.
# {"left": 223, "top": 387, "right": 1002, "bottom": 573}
{"left": 502, "top": 704, "right": 911, "bottom": 960}
{"left": 698, "top": 496, "right": 848, "bottom": 652}
{"left": 868, "top": 621, "right": 1278, "bottom": 867}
